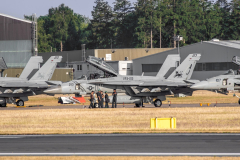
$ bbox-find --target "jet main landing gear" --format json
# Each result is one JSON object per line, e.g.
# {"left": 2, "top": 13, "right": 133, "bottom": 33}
{"left": 0, "top": 103, "right": 6, "bottom": 107}
{"left": 16, "top": 100, "right": 24, "bottom": 106}
{"left": 154, "top": 99, "right": 162, "bottom": 107}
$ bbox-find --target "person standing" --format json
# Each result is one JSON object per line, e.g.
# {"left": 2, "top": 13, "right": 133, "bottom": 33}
{"left": 101, "top": 91, "right": 104, "bottom": 108}
{"left": 112, "top": 89, "right": 117, "bottom": 108}
{"left": 89, "top": 91, "right": 94, "bottom": 108}
{"left": 105, "top": 91, "right": 109, "bottom": 108}
{"left": 97, "top": 90, "right": 102, "bottom": 108}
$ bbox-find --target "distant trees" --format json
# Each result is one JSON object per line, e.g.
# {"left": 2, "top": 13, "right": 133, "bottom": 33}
{"left": 24, "top": 0, "right": 240, "bottom": 52}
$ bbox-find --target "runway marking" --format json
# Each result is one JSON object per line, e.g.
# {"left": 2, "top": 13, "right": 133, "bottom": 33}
{"left": 0, "top": 133, "right": 240, "bottom": 138}
{"left": 0, "top": 137, "right": 22, "bottom": 138}
{"left": 0, "top": 153, "right": 240, "bottom": 156}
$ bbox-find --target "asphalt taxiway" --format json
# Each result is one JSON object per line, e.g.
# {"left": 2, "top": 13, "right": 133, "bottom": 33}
{"left": 0, "top": 134, "right": 240, "bottom": 156}
{"left": 0, "top": 103, "right": 239, "bottom": 110}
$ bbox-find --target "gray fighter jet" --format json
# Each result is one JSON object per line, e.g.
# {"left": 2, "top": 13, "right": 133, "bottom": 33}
{"left": 190, "top": 69, "right": 240, "bottom": 103}
{"left": 0, "top": 56, "right": 62, "bottom": 107}
{"left": 190, "top": 55, "right": 240, "bottom": 96}
{"left": 44, "top": 54, "right": 201, "bottom": 107}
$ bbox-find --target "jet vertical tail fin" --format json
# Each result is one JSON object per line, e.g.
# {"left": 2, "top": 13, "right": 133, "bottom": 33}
{"left": 167, "top": 53, "right": 201, "bottom": 80}
{"left": 30, "top": 56, "right": 62, "bottom": 81}
{"left": 19, "top": 56, "right": 43, "bottom": 80}
{"left": 156, "top": 54, "right": 180, "bottom": 79}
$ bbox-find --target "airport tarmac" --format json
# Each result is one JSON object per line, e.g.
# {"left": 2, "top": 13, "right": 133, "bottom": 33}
{"left": 0, "top": 133, "right": 240, "bottom": 156}
{"left": 0, "top": 103, "right": 239, "bottom": 110}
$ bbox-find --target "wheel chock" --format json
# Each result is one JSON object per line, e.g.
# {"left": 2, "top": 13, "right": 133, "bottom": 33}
{"left": 16, "top": 106, "right": 26, "bottom": 108}
{"left": 199, "top": 103, "right": 211, "bottom": 107}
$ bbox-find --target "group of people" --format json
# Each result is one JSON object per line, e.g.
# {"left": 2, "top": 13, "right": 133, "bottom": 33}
{"left": 89, "top": 89, "right": 117, "bottom": 108}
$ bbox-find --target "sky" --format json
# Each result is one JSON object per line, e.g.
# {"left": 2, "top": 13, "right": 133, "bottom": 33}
{"left": 0, "top": 0, "right": 137, "bottom": 20}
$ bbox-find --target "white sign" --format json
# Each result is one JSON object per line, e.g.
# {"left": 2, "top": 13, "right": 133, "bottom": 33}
{"left": 106, "top": 54, "right": 112, "bottom": 61}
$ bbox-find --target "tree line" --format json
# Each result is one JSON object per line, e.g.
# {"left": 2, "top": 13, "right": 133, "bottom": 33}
{"left": 24, "top": 0, "right": 240, "bottom": 53}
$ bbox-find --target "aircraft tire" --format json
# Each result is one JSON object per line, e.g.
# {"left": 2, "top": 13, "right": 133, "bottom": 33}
{"left": 154, "top": 99, "right": 162, "bottom": 107}
{"left": 0, "top": 103, "right": 6, "bottom": 107}
{"left": 135, "top": 103, "right": 140, "bottom": 107}
{"left": 17, "top": 100, "right": 24, "bottom": 106}
{"left": 238, "top": 99, "right": 240, "bottom": 105}
{"left": 94, "top": 103, "right": 98, "bottom": 108}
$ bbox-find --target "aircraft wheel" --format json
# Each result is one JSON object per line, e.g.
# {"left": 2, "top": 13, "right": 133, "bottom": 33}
{"left": 135, "top": 103, "right": 140, "bottom": 107}
{"left": 154, "top": 99, "right": 162, "bottom": 107}
{"left": 94, "top": 103, "right": 98, "bottom": 108}
{"left": 238, "top": 99, "right": 240, "bottom": 105}
{"left": 17, "top": 100, "right": 24, "bottom": 106}
{"left": 0, "top": 103, "right": 6, "bottom": 107}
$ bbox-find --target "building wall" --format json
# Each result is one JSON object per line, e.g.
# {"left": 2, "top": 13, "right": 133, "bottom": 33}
{"left": 3, "top": 68, "right": 23, "bottom": 77}
{"left": 50, "top": 68, "right": 73, "bottom": 82}
{"left": 0, "top": 40, "right": 32, "bottom": 68}
{"left": 69, "top": 61, "right": 101, "bottom": 79}
{"left": 133, "top": 42, "right": 240, "bottom": 80}
{"left": 96, "top": 48, "right": 172, "bottom": 61}
{"left": 39, "top": 49, "right": 95, "bottom": 66}
{"left": 0, "top": 14, "right": 33, "bottom": 68}
{"left": 0, "top": 14, "right": 32, "bottom": 40}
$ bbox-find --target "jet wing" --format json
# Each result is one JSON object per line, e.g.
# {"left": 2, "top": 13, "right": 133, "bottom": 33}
{"left": 0, "top": 82, "right": 48, "bottom": 88}
{"left": 0, "top": 91, "right": 34, "bottom": 98}
{"left": 139, "top": 81, "right": 190, "bottom": 87}
{"left": 88, "top": 81, "right": 142, "bottom": 86}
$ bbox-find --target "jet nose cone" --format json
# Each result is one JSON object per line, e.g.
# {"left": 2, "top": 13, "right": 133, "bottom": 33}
{"left": 190, "top": 81, "right": 208, "bottom": 90}
{"left": 44, "top": 85, "right": 62, "bottom": 94}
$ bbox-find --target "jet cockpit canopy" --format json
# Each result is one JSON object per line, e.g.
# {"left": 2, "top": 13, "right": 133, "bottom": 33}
{"left": 223, "top": 69, "right": 235, "bottom": 75}
{"left": 86, "top": 56, "right": 118, "bottom": 77}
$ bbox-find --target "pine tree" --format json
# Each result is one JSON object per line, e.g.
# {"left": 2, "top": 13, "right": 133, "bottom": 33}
{"left": 91, "top": 0, "right": 114, "bottom": 48}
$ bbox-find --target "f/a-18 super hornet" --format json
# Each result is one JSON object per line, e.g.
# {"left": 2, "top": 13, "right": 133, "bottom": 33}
{"left": 0, "top": 56, "right": 62, "bottom": 107}
{"left": 44, "top": 54, "right": 201, "bottom": 107}
{"left": 190, "top": 56, "right": 240, "bottom": 104}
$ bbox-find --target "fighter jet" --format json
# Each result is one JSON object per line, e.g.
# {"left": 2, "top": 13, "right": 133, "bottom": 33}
{"left": 0, "top": 56, "right": 62, "bottom": 107}
{"left": 190, "top": 69, "right": 240, "bottom": 103}
{"left": 190, "top": 55, "right": 240, "bottom": 97}
{"left": 44, "top": 54, "right": 201, "bottom": 107}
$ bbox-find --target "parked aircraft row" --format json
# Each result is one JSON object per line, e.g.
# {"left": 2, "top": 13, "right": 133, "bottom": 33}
{"left": 0, "top": 53, "right": 239, "bottom": 107}
{"left": 0, "top": 56, "right": 62, "bottom": 107}
{"left": 44, "top": 54, "right": 201, "bottom": 107}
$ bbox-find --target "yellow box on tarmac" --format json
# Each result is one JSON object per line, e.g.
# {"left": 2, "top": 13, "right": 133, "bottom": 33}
{"left": 150, "top": 118, "right": 176, "bottom": 129}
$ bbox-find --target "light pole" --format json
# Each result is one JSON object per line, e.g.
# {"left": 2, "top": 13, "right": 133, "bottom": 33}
{"left": 173, "top": 35, "right": 183, "bottom": 60}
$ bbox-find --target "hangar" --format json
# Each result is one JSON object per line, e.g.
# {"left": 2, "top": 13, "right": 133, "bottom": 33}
{"left": 0, "top": 13, "right": 37, "bottom": 68}
{"left": 133, "top": 40, "right": 240, "bottom": 80}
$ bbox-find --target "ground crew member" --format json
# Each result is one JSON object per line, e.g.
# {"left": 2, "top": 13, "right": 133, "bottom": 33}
{"left": 105, "top": 91, "right": 109, "bottom": 108}
{"left": 112, "top": 89, "right": 117, "bottom": 108}
{"left": 89, "top": 91, "right": 94, "bottom": 108}
{"left": 100, "top": 91, "right": 104, "bottom": 108}
{"left": 97, "top": 90, "right": 102, "bottom": 108}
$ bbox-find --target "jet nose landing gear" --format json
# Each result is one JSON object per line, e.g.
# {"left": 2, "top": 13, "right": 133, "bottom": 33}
{"left": 154, "top": 99, "right": 162, "bottom": 107}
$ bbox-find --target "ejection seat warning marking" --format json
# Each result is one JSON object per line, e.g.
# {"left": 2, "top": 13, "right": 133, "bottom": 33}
{"left": 123, "top": 77, "right": 133, "bottom": 80}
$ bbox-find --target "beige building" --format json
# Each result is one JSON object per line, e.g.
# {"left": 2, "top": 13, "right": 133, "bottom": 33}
{"left": 38, "top": 48, "right": 173, "bottom": 64}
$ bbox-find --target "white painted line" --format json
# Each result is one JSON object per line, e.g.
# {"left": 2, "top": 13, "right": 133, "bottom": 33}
{"left": 0, "top": 137, "right": 22, "bottom": 138}
{"left": 0, "top": 133, "right": 240, "bottom": 137}
{"left": 0, "top": 153, "right": 240, "bottom": 156}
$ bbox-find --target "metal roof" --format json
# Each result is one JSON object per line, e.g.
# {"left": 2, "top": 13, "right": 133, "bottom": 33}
{"left": 0, "top": 13, "right": 32, "bottom": 24}
{"left": 204, "top": 40, "right": 240, "bottom": 50}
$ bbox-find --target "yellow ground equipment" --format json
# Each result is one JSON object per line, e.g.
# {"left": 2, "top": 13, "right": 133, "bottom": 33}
{"left": 199, "top": 103, "right": 211, "bottom": 106}
{"left": 150, "top": 117, "right": 176, "bottom": 129}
